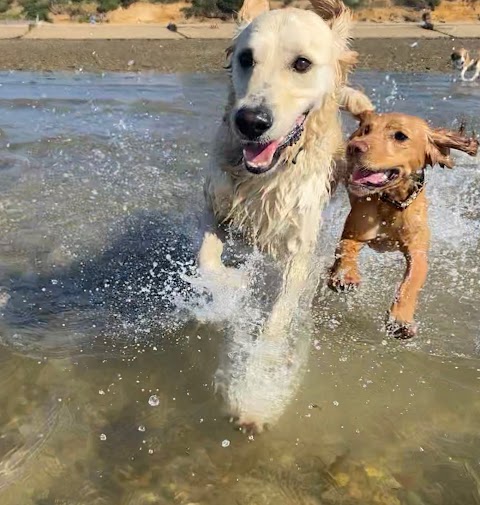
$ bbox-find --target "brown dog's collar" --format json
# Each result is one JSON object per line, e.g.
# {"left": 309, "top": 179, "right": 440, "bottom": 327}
{"left": 380, "top": 169, "right": 425, "bottom": 211}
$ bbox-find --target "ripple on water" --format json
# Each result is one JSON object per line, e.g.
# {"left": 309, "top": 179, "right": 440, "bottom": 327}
{"left": 0, "top": 71, "right": 477, "bottom": 504}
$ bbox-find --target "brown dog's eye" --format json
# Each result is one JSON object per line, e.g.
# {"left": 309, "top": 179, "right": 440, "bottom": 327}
{"left": 363, "top": 125, "right": 371, "bottom": 135}
{"left": 394, "top": 131, "right": 409, "bottom": 142}
{"left": 238, "top": 49, "right": 254, "bottom": 69}
{"left": 292, "top": 57, "right": 312, "bottom": 73}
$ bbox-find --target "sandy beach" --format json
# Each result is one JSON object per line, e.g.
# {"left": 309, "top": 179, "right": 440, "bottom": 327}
{"left": 0, "top": 22, "right": 479, "bottom": 73}
{"left": 0, "top": 37, "right": 478, "bottom": 74}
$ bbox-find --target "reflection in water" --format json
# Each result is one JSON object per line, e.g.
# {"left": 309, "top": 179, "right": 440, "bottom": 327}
{"left": 0, "top": 71, "right": 478, "bottom": 504}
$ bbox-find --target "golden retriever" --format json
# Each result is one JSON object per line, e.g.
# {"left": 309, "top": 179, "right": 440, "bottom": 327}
{"left": 329, "top": 111, "right": 478, "bottom": 338}
{"left": 196, "top": 0, "right": 373, "bottom": 432}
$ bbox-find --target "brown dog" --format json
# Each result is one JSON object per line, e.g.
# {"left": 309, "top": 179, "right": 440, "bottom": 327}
{"left": 329, "top": 111, "right": 478, "bottom": 338}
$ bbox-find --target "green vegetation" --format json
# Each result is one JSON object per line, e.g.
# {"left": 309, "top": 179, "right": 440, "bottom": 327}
{"left": 21, "top": 0, "right": 50, "bottom": 19}
{"left": 182, "top": 0, "right": 242, "bottom": 19}
{"left": 393, "top": 0, "right": 440, "bottom": 8}
{"left": 0, "top": 0, "right": 447, "bottom": 22}
{"left": 0, "top": 0, "right": 242, "bottom": 21}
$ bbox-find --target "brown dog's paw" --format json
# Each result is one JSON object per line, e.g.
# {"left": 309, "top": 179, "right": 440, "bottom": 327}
{"left": 385, "top": 314, "right": 418, "bottom": 339}
{"left": 328, "top": 269, "right": 361, "bottom": 292}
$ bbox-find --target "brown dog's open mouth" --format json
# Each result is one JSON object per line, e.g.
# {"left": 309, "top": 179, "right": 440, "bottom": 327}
{"left": 242, "top": 114, "right": 307, "bottom": 174}
{"left": 350, "top": 167, "right": 399, "bottom": 189}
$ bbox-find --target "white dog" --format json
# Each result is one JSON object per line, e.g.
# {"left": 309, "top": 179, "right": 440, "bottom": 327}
{"left": 196, "top": 0, "right": 373, "bottom": 432}
{"left": 451, "top": 47, "right": 480, "bottom": 82}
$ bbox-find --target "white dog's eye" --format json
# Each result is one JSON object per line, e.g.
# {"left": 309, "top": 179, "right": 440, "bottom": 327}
{"left": 292, "top": 57, "right": 312, "bottom": 73}
{"left": 238, "top": 49, "right": 254, "bottom": 69}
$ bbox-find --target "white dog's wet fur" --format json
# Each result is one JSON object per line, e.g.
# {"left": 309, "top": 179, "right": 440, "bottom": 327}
{"left": 196, "top": 0, "right": 373, "bottom": 433}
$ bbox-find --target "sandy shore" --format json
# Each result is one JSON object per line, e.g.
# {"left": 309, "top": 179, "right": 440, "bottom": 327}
{"left": 0, "top": 21, "right": 479, "bottom": 73}
{"left": 4, "top": 21, "right": 480, "bottom": 40}
{"left": 0, "top": 37, "right": 477, "bottom": 73}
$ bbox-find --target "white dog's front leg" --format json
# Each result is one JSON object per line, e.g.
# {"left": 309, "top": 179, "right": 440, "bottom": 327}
{"left": 262, "top": 247, "right": 316, "bottom": 340}
{"left": 198, "top": 229, "right": 225, "bottom": 273}
{"left": 197, "top": 213, "right": 248, "bottom": 289}
{"left": 468, "top": 67, "right": 480, "bottom": 82}
{"left": 223, "top": 247, "right": 316, "bottom": 433}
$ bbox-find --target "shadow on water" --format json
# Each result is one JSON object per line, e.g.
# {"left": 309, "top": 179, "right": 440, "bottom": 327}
{"left": 0, "top": 210, "right": 204, "bottom": 357}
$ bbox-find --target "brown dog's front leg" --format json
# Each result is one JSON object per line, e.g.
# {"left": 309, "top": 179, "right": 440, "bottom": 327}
{"left": 328, "top": 237, "right": 364, "bottom": 292}
{"left": 387, "top": 249, "right": 428, "bottom": 338}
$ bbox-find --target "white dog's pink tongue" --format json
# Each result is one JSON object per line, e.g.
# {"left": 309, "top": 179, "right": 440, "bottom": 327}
{"left": 243, "top": 140, "right": 280, "bottom": 167}
{"left": 352, "top": 169, "right": 388, "bottom": 185}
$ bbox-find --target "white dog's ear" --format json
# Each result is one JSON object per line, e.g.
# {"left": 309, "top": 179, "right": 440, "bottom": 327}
{"left": 310, "top": 0, "right": 354, "bottom": 82}
{"left": 237, "top": 0, "right": 269, "bottom": 24}
{"left": 310, "top": 0, "right": 351, "bottom": 41}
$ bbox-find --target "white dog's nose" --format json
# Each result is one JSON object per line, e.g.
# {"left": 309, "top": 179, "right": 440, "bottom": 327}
{"left": 234, "top": 107, "right": 273, "bottom": 140}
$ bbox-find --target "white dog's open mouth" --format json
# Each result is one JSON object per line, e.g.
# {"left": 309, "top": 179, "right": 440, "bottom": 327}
{"left": 349, "top": 167, "right": 399, "bottom": 192}
{"left": 242, "top": 114, "right": 307, "bottom": 174}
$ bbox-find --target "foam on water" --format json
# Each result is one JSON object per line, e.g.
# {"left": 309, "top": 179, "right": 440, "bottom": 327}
{"left": 177, "top": 241, "right": 315, "bottom": 426}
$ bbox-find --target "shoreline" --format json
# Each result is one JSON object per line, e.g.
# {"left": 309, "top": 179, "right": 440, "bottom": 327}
{"left": 2, "top": 21, "right": 480, "bottom": 41}
{"left": 0, "top": 38, "right": 477, "bottom": 73}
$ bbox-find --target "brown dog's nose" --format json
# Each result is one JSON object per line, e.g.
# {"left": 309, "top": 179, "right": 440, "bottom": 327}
{"left": 347, "top": 139, "right": 369, "bottom": 156}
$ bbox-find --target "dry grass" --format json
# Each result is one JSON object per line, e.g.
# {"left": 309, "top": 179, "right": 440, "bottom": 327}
{"left": 353, "top": 1, "right": 480, "bottom": 22}
{"left": 106, "top": 2, "right": 189, "bottom": 24}
{"left": 49, "top": 0, "right": 480, "bottom": 24}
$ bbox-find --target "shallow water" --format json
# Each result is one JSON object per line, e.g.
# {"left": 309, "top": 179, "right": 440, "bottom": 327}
{"left": 0, "top": 70, "right": 478, "bottom": 504}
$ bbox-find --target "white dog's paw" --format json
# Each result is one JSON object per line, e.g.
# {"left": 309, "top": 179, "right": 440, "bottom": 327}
{"left": 0, "top": 287, "right": 10, "bottom": 310}
{"left": 199, "top": 264, "right": 249, "bottom": 290}
{"left": 227, "top": 413, "right": 269, "bottom": 436}
{"left": 220, "top": 266, "right": 249, "bottom": 290}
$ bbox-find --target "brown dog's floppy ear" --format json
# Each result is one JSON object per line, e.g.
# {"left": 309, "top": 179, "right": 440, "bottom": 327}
{"left": 237, "top": 0, "right": 269, "bottom": 24}
{"left": 426, "top": 126, "right": 478, "bottom": 168}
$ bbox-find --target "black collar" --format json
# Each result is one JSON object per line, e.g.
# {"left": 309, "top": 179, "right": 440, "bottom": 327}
{"left": 380, "top": 169, "right": 425, "bottom": 211}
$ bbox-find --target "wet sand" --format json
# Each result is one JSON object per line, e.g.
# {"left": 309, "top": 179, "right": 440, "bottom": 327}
{"left": 0, "top": 37, "right": 479, "bottom": 73}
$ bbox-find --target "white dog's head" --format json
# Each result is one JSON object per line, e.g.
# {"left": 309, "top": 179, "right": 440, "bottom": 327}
{"left": 227, "top": 0, "right": 356, "bottom": 175}
{"left": 451, "top": 48, "right": 468, "bottom": 71}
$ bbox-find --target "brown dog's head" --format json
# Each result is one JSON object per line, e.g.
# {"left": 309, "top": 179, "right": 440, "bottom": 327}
{"left": 346, "top": 111, "right": 478, "bottom": 196}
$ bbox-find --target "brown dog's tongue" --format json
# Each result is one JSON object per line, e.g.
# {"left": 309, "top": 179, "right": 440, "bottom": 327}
{"left": 243, "top": 140, "right": 280, "bottom": 168}
{"left": 352, "top": 168, "right": 388, "bottom": 185}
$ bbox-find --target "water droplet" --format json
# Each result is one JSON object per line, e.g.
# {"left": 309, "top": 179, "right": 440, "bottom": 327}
{"left": 100, "top": 433, "right": 107, "bottom": 441}
{"left": 148, "top": 395, "right": 160, "bottom": 407}
{"left": 148, "top": 449, "right": 154, "bottom": 454}
{"left": 138, "top": 425, "right": 146, "bottom": 432}
{"left": 221, "top": 439, "right": 230, "bottom": 448}
{"left": 98, "top": 389, "right": 105, "bottom": 395}
{"left": 333, "top": 400, "right": 339, "bottom": 407}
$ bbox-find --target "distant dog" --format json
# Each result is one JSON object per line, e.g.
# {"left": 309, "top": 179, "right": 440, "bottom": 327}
{"left": 451, "top": 48, "right": 480, "bottom": 81}
{"left": 420, "top": 11, "right": 434, "bottom": 31}
{"left": 197, "top": 0, "right": 373, "bottom": 431}
{"left": 329, "top": 111, "right": 478, "bottom": 338}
